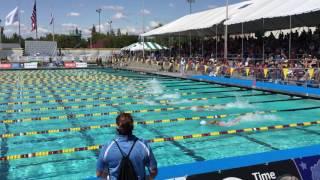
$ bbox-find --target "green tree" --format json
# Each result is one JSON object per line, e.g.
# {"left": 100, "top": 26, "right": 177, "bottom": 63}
{"left": 117, "top": 28, "right": 121, "bottom": 36}
{"left": 91, "top": 25, "right": 96, "bottom": 35}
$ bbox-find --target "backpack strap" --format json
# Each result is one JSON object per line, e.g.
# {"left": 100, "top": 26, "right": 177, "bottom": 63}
{"left": 127, "top": 138, "right": 138, "bottom": 157}
{"left": 113, "top": 138, "right": 138, "bottom": 158}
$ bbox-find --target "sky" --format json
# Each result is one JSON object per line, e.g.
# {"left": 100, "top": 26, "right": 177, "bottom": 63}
{"left": 0, "top": 0, "right": 241, "bottom": 38}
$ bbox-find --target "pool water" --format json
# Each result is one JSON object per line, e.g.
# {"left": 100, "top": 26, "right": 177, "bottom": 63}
{"left": 0, "top": 69, "right": 320, "bottom": 179}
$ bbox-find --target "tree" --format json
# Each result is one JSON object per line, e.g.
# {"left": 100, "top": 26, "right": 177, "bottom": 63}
{"left": 117, "top": 28, "right": 121, "bottom": 36}
{"left": 152, "top": 23, "right": 163, "bottom": 29}
{"left": 110, "top": 29, "right": 115, "bottom": 36}
{"left": 91, "top": 25, "right": 96, "bottom": 35}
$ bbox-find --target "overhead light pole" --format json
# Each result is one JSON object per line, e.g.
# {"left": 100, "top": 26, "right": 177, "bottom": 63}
{"left": 96, "top": 8, "right": 102, "bottom": 33}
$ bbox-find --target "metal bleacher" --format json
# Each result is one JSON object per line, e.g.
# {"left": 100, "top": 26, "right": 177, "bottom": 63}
{"left": 24, "top": 41, "right": 57, "bottom": 56}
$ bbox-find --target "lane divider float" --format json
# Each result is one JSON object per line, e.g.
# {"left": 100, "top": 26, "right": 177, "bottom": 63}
{"left": 1, "top": 120, "right": 319, "bottom": 161}
{"left": 1, "top": 94, "right": 291, "bottom": 114}
{"left": 1, "top": 105, "right": 319, "bottom": 126}
{"left": 0, "top": 101, "right": 299, "bottom": 139}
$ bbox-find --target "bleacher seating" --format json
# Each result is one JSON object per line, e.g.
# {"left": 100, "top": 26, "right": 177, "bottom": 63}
{"left": 25, "top": 41, "right": 57, "bottom": 56}
{"left": 0, "top": 43, "right": 23, "bottom": 59}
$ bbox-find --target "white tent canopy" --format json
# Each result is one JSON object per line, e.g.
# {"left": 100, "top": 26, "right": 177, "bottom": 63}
{"left": 225, "top": 0, "right": 320, "bottom": 34}
{"left": 142, "top": 0, "right": 320, "bottom": 37}
{"left": 121, "top": 42, "right": 168, "bottom": 51}
{"left": 141, "top": 1, "right": 253, "bottom": 37}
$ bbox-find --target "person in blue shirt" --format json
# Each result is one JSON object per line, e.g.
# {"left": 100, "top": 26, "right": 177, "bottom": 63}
{"left": 96, "top": 113, "right": 158, "bottom": 179}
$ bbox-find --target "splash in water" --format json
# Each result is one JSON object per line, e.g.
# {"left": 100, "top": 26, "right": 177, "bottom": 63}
{"left": 155, "top": 93, "right": 180, "bottom": 100}
{"left": 144, "top": 79, "right": 164, "bottom": 95}
{"left": 142, "top": 100, "right": 159, "bottom": 106}
{"left": 201, "top": 114, "right": 279, "bottom": 127}
{"left": 168, "top": 99, "right": 192, "bottom": 105}
{"left": 237, "top": 114, "right": 279, "bottom": 122}
{"left": 208, "top": 100, "right": 254, "bottom": 110}
{"left": 191, "top": 106, "right": 199, "bottom": 111}
{"left": 123, "top": 83, "right": 141, "bottom": 94}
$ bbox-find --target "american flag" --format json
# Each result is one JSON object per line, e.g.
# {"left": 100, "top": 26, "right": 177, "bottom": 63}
{"left": 50, "top": 13, "right": 54, "bottom": 25}
{"left": 31, "top": 0, "right": 37, "bottom": 32}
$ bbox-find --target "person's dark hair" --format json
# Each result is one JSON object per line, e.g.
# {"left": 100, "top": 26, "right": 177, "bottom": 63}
{"left": 116, "top": 113, "right": 134, "bottom": 135}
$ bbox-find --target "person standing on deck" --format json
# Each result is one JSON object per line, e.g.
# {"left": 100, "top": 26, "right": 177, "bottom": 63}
{"left": 97, "top": 113, "right": 158, "bottom": 180}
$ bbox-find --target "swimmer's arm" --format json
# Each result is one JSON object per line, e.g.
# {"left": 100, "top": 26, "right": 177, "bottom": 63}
{"left": 208, "top": 121, "right": 218, "bottom": 125}
{"left": 221, "top": 118, "right": 241, "bottom": 127}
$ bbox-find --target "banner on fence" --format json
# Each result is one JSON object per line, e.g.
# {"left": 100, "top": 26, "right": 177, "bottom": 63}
{"left": 64, "top": 62, "right": 76, "bottom": 68}
{"left": 0, "top": 63, "right": 12, "bottom": 69}
{"left": 75, "top": 62, "right": 87, "bottom": 68}
{"left": 24, "top": 62, "right": 38, "bottom": 69}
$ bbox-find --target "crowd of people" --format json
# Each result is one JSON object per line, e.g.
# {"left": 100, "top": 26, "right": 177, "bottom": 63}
{"left": 113, "top": 55, "right": 320, "bottom": 87}
{"left": 114, "top": 27, "right": 320, "bottom": 87}
{"left": 170, "top": 27, "right": 320, "bottom": 60}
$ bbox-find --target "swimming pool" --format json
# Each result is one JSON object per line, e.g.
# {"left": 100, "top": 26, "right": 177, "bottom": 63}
{"left": 0, "top": 68, "right": 320, "bottom": 179}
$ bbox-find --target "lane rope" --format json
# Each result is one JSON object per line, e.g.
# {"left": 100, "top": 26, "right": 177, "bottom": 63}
{"left": 0, "top": 81, "right": 225, "bottom": 96}
{"left": 0, "top": 100, "right": 303, "bottom": 139}
{"left": 0, "top": 89, "right": 245, "bottom": 105}
{"left": 1, "top": 120, "right": 319, "bottom": 161}
{"left": 1, "top": 104, "right": 318, "bottom": 126}
{"left": 0, "top": 81, "right": 215, "bottom": 94}
{"left": 0, "top": 95, "right": 297, "bottom": 114}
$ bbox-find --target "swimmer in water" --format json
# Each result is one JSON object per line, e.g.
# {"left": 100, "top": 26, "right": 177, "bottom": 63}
{"left": 208, "top": 118, "right": 241, "bottom": 127}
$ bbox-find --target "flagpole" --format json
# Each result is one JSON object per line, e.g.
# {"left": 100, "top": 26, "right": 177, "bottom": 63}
{"left": 18, "top": 8, "right": 21, "bottom": 44}
{"left": 35, "top": 0, "right": 38, "bottom": 39}
{"left": 17, "top": 0, "right": 21, "bottom": 45}
{"left": 53, "top": 20, "right": 55, "bottom": 41}
{"left": 52, "top": 15, "right": 55, "bottom": 41}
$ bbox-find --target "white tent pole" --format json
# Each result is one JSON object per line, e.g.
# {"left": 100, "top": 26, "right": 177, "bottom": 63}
{"left": 289, "top": 15, "right": 292, "bottom": 60}
{"left": 224, "top": 0, "right": 229, "bottom": 60}
{"left": 215, "top": 25, "right": 218, "bottom": 60}
{"left": 189, "top": 32, "right": 192, "bottom": 58}
{"left": 178, "top": 32, "right": 181, "bottom": 57}
{"left": 201, "top": 37, "right": 204, "bottom": 58}
{"left": 262, "top": 18, "right": 265, "bottom": 62}
{"left": 169, "top": 35, "right": 172, "bottom": 57}
{"left": 179, "top": 32, "right": 181, "bottom": 57}
{"left": 142, "top": 0, "right": 145, "bottom": 60}
{"left": 188, "top": 0, "right": 194, "bottom": 58}
{"left": 241, "top": 22, "right": 244, "bottom": 61}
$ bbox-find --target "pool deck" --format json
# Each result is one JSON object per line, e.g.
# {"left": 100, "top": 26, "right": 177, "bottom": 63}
{"left": 119, "top": 66, "right": 320, "bottom": 99}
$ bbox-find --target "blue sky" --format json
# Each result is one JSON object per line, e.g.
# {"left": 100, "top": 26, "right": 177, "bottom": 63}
{"left": 0, "top": 0, "right": 241, "bottom": 38}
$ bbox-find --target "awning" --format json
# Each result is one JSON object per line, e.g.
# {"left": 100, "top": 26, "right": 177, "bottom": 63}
{"left": 141, "top": 1, "right": 253, "bottom": 37}
{"left": 121, "top": 42, "right": 168, "bottom": 51}
{"left": 142, "top": 0, "right": 320, "bottom": 37}
{"left": 225, "top": 0, "right": 320, "bottom": 34}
